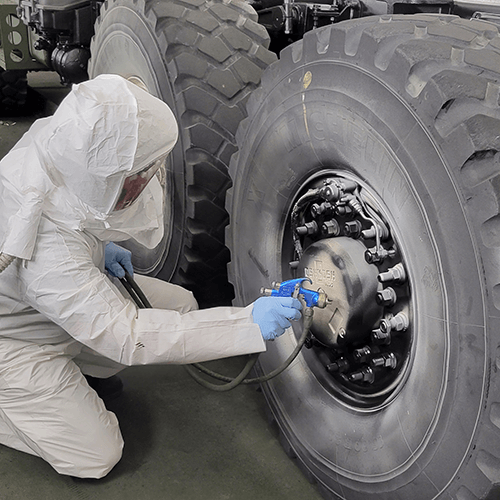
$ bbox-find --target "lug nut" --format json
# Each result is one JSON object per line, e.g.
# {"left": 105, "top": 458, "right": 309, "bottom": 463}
{"left": 311, "top": 202, "right": 333, "bottom": 217}
{"left": 380, "top": 312, "right": 409, "bottom": 334}
{"left": 348, "top": 366, "right": 375, "bottom": 384}
{"left": 344, "top": 220, "right": 362, "bottom": 238}
{"left": 371, "top": 328, "right": 391, "bottom": 345}
{"left": 296, "top": 221, "right": 318, "bottom": 236}
{"left": 326, "top": 358, "right": 350, "bottom": 374}
{"left": 322, "top": 219, "right": 340, "bottom": 237}
{"left": 378, "top": 263, "right": 406, "bottom": 284}
{"left": 335, "top": 205, "right": 353, "bottom": 216}
{"left": 376, "top": 287, "right": 397, "bottom": 307}
{"left": 370, "top": 352, "right": 397, "bottom": 369}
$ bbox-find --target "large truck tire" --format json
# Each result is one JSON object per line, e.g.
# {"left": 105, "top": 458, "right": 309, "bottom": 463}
{"left": 0, "top": 68, "right": 27, "bottom": 111}
{"left": 88, "top": 0, "right": 276, "bottom": 307}
{"left": 227, "top": 14, "right": 500, "bottom": 500}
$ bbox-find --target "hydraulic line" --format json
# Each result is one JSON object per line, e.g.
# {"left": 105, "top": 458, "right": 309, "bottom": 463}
{"left": 121, "top": 271, "right": 152, "bottom": 308}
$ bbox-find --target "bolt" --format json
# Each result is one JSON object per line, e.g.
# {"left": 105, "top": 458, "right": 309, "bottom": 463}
{"left": 296, "top": 221, "right": 319, "bottom": 236}
{"left": 326, "top": 357, "right": 350, "bottom": 374}
{"left": 365, "top": 249, "right": 376, "bottom": 264}
{"left": 344, "top": 220, "right": 362, "bottom": 238}
{"left": 320, "top": 184, "right": 342, "bottom": 202}
{"left": 353, "top": 346, "right": 373, "bottom": 363}
{"left": 378, "top": 263, "right": 406, "bottom": 284}
{"left": 310, "top": 203, "right": 322, "bottom": 217}
{"left": 370, "top": 352, "right": 397, "bottom": 369}
{"left": 338, "top": 327, "right": 346, "bottom": 339}
{"left": 289, "top": 261, "right": 299, "bottom": 269}
{"left": 376, "top": 287, "right": 397, "bottom": 307}
{"left": 348, "top": 366, "right": 375, "bottom": 384}
{"left": 365, "top": 247, "right": 396, "bottom": 264}
{"left": 322, "top": 219, "right": 340, "bottom": 237}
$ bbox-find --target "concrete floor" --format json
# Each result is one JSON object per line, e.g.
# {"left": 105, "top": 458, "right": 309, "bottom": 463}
{"left": 0, "top": 73, "right": 324, "bottom": 500}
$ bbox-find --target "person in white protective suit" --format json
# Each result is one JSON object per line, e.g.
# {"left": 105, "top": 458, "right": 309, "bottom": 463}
{"left": 0, "top": 74, "right": 302, "bottom": 479}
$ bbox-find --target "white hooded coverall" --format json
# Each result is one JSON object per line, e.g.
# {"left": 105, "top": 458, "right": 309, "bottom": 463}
{"left": 0, "top": 75, "right": 265, "bottom": 478}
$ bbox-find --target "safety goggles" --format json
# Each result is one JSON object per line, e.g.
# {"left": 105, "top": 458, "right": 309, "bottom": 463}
{"left": 112, "top": 155, "right": 167, "bottom": 212}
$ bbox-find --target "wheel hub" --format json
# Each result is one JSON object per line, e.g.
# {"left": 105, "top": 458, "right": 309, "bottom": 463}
{"left": 297, "top": 237, "right": 383, "bottom": 347}
{"left": 286, "top": 173, "right": 413, "bottom": 405}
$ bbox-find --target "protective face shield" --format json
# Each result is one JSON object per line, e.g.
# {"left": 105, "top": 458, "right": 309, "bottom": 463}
{"left": 112, "top": 154, "right": 167, "bottom": 213}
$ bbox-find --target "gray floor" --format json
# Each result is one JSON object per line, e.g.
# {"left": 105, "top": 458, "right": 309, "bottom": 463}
{"left": 0, "top": 73, "right": 324, "bottom": 500}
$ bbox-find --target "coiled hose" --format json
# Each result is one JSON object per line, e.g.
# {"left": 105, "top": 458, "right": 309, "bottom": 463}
{"left": 184, "top": 307, "right": 313, "bottom": 392}
{"left": 120, "top": 271, "right": 313, "bottom": 392}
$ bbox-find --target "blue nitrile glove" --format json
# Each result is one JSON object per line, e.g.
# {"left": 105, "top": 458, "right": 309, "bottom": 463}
{"left": 105, "top": 242, "right": 134, "bottom": 278}
{"left": 252, "top": 296, "right": 302, "bottom": 341}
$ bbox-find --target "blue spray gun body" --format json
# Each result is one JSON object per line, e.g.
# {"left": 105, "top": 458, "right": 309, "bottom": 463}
{"left": 260, "top": 278, "right": 328, "bottom": 308}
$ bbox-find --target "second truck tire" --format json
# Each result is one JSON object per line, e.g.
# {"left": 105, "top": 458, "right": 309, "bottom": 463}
{"left": 89, "top": 0, "right": 276, "bottom": 306}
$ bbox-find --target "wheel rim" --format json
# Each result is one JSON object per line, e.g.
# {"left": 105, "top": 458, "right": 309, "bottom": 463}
{"left": 282, "top": 169, "right": 414, "bottom": 408}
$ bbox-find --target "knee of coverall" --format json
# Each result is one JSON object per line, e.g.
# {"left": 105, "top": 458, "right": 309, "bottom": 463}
{"left": 67, "top": 431, "right": 124, "bottom": 479}
{"left": 131, "top": 275, "right": 199, "bottom": 313}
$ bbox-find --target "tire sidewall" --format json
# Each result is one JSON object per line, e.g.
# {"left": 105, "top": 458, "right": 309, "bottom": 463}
{"left": 89, "top": 0, "right": 184, "bottom": 278}
{"left": 229, "top": 57, "right": 487, "bottom": 498}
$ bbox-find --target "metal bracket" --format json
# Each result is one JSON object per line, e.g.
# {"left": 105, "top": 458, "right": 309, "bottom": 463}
{"left": 0, "top": 4, "right": 45, "bottom": 70}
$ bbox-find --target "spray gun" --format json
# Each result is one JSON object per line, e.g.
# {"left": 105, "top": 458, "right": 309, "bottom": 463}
{"left": 120, "top": 272, "right": 329, "bottom": 391}
{"left": 260, "top": 277, "right": 328, "bottom": 309}
{"left": 186, "top": 277, "right": 329, "bottom": 391}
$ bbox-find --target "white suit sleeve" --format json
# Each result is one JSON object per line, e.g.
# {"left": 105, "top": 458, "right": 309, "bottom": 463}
{"left": 20, "top": 224, "right": 265, "bottom": 366}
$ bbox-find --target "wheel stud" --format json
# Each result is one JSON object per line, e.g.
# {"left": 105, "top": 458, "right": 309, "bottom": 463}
{"left": 371, "top": 328, "right": 391, "bottom": 345}
{"left": 370, "top": 352, "right": 397, "bottom": 369}
{"left": 378, "top": 263, "right": 406, "bottom": 284}
{"left": 296, "top": 221, "right": 319, "bottom": 236}
{"left": 376, "top": 287, "right": 397, "bottom": 306}
{"left": 353, "top": 345, "right": 378, "bottom": 363}
{"left": 347, "top": 366, "right": 375, "bottom": 384}
{"left": 326, "top": 358, "right": 350, "bottom": 374}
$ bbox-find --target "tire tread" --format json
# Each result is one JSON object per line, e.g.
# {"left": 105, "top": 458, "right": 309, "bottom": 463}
{"left": 91, "top": 0, "right": 276, "bottom": 306}
{"left": 227, "top": 13, "right": 500, "bottom": 498}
